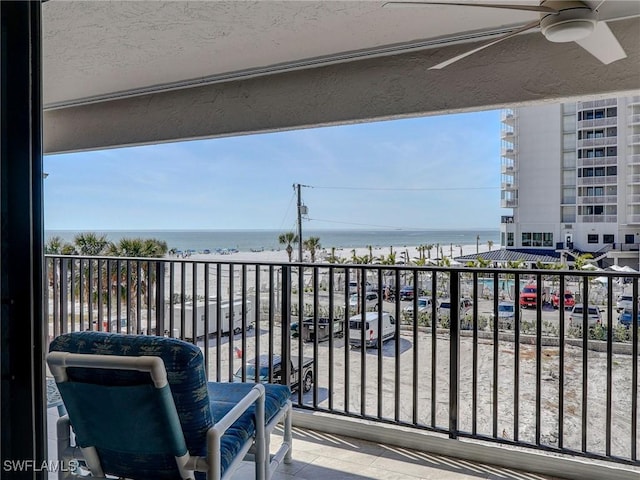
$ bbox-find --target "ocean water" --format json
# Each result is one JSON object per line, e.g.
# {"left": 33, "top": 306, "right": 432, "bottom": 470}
{"left": 45, "top": 229, "right": 500, "bottom": 253}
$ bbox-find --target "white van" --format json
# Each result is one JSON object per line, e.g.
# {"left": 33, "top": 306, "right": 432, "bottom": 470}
{"left": 348, "top": 311, "right": 395, "bottom": 348}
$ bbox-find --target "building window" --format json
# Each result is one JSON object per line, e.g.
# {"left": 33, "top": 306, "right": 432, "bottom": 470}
{"left": 587, "top": 234, "right": 599, "bottom": 244}
{"left": 625, "top": 234, "right": 635, "bottom": 244}
{"left": 606, "top": 107, "right": 617, "bottom": 117}
{"left": 507, "top": 232, "right": 514, "bottom": 247}
{"left": 532, "top": 233, "right": 543, "bottom": 247}
{"left": 543, "top": 233, "right": 553, "bottom": 247}
{"left": 522, "top": 232, "right": 531, "bottom": 247}
{"left": 603, "top": 234, "right": 614, "bottom": 244}
{"left": 606, "top": 166, "right": 617, "bottom": 176}
{"left": 606, "top": 146, "right": 617, "bottom": 156}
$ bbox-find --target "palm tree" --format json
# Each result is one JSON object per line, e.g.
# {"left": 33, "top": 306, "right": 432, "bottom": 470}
{"left": 73, "top": 232, "right": 109, "bottom": 256}
{"left": 278, "top": 232, "right": 298, "bottom": 262}
{"left": 425, "top": 244, "right": 434, "bottom": 259}
{"left": 487, "top": 240, "right": 494, "bottom": 252}
{"left": 73, "top": 233, "right": 110, "bottom": 310}
{"left": 303, "top": 236, "right": 321, "bottom": 263}
{"left": 107, "top": 237, "right": 168, "bottom": 331}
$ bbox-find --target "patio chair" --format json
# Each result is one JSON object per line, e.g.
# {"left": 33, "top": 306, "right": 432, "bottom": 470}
{"left": 47, "top": 331, "right": 292, "bottom": 480}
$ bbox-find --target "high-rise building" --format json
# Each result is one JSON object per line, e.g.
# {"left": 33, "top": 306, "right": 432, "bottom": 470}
{"left": 499, "top": 94, "right": 640, "bottom": 268}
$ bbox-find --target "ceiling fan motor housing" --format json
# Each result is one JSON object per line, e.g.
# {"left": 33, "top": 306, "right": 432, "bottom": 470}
{"left": 540, "top": 1, "right": 596, "bottom": 43}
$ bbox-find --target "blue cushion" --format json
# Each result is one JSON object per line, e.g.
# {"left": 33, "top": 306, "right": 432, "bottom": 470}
{"left": 49, "top": 333, "right": 218, "bottom": 478}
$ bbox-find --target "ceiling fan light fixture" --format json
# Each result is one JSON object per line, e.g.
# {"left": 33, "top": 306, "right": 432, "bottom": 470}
{"left": 541, "top": 18, "right": 595, "bottom": 42}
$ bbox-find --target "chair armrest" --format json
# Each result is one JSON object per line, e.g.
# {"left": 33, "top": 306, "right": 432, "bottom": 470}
{"left": 200, "top": 383, "right": 266, "bottom": 479}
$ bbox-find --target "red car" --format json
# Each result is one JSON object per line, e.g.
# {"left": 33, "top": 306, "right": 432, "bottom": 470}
{"left": 519, "top": 284, "right": 537, "bottom": 308}
{"left": 551, "top": 290, "right": 575, "bottom": 310}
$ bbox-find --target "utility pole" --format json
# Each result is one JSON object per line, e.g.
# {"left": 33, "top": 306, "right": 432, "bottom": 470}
{"left": 294, "top": 183, "right": 309, "bottom": 262}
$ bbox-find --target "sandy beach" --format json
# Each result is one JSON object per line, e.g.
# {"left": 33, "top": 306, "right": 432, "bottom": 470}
{"left": 177, "top": 243, "right": 492, "bottom": 264}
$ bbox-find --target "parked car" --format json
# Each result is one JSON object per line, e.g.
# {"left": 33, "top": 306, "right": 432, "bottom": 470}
{"left": 519, "top": 284, "right": 537, "bottom": 308}
{"left": 439, "top": 298, "right": 473, "bottom": 319}
{"left": 399, "top": 285, "right": 414, "bottom": 301}
{"left": 349, "top": 292, "right": 379, "bottom": 312}
{"left": 551, "top": 290, "right": 575, "bottom": 310}
{"left": 569, "top": 304, "right": 603, "bottom": 328}
{"left": 403, "top": 297, "right": 439, "bottom": 316}
{"left": 295, "top": 317, "right": 344, "bottom": 342}
{"left": 491, "top": 301, "right": 518, "bottom": 329}
{"left": 348, "top": 311, "right": 395, "bottom": 348}
{"left": 616, "top": 294, "right": 635, "bottom": 312}
{"left": 233, "top": 354, "right": 314, "bottom": 393}
{"left": 618, "top": 308, "right": 639, "bottom": 328}
{"left": 348, "top": 280, "right": 373, "bottom": 294}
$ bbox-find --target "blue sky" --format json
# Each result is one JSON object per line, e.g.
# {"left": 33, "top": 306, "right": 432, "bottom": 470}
{"left": 44, "top": 110, "right": 503, "bottom": 231}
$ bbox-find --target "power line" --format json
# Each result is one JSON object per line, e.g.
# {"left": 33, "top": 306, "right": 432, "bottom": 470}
{"left": 309, "top": 185, "right": 496, "bottom": 191}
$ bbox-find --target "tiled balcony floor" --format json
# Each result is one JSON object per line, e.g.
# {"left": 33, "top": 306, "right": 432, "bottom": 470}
{"left": 249, "top": 426, "right": 561, "bottom": 480}
{"left": 48, "top": 408, "right": 560, "bottom": 480}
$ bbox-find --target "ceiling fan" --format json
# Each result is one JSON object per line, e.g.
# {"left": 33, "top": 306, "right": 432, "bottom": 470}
{"left": 382, "top": 1, "right": 629, "bottom": 69}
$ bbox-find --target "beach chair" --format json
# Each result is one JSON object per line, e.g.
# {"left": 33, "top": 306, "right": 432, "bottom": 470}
{"left": 47, "top": 331, "right": 292, "bottom": 480}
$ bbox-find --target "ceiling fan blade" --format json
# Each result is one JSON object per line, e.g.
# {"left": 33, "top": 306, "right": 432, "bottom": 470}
{"left": 382, "top": 2, "right": 558, "bottom": 14}
{"left": 429, "top": 20, "right": 540, "bottom": 69}
{"left": 575, "top": 21, "right": 626, "bottom": 64}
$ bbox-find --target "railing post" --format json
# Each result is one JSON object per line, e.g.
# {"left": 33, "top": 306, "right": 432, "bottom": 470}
{"left": 281, "top": 266, "right": 291, "bottom": 389}
{"left": 155, "top": 261, "right": 165, "bottom": 336}
{"left": 449, "top": 270, "right": 460, "bottom": 439}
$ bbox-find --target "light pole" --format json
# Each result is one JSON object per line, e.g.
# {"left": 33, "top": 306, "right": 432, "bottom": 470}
{"left": 476, "top": 235, "right": 480, "bottom": 254}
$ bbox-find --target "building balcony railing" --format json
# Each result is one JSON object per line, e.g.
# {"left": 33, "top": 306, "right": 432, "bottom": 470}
{"left": 577, "top": 175, "right": 617, "bottom": 186}
{"left": 501, "top": 148, "right": 516, "bottom": 158}
{"left": 577, "top": 117, "right": 617, "bottom": 129}
{"left": 577, "top": 156, "right": 617, "bottom": 167}
{"left": 629, "top": 154, "right": 640, "bottom": 165}
{"left": 500, "top": 198, "right": 518, "bottom": 208}
{"left": 577, "top": 195, "right": 617, "bottom": 205}
{"left": 629, "top": 96, "right": 640, "bottom": 106}
{"left": 628, "top": 174, "right": 640, "bottom": 185}
{"left": 501, "top": 215, "right": 514, "bottom": 224}
{"left": 629, "top": 114, "right": 640, "bottom": 125}
{"left": 630, "top": 134, "right": 640, "bottom": 146}
{"left": 629, "top": 195, "right": 640, "bottom": 205}
{"left": 501, "top": 164, "right": 516, "bottom": 174}
{"left": 578, "top": 98, "right": 617, "bottom": 109}
{"left": 501, "top": 131, "right": 516, "bottom": 142}
{"left": 576, "top": 137, "right": 618, "bottom": 148}
{"left": 45, "top": 254, "right": 640, "bottom": 470}
{"left": 577, "top": 214, "right": 617, "bottom": 223}
{"left": 627, "top": 214, "right": 640, "bottom": 224}
{"left": 501, "top": 110, "right": 515, "bottom": 123}
{"left": 501, "top": 182, "right": 517, "bottom": 190}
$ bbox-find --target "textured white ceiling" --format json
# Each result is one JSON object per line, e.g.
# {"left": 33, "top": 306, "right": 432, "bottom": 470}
{"left": 41, "top": 1, "right": 640, "bottom": 153}
{"left": 42, "top": 0, "right": 556, "bottom": 107}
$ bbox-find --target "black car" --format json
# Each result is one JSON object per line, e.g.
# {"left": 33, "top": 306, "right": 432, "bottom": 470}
{"left": 399, "top": 285, "right": 414, "bottom": 301}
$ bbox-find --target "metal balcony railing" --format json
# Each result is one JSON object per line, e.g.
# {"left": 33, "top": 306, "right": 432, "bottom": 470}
{"left": 45, "top": 255, "right": 640, "bottom": 467}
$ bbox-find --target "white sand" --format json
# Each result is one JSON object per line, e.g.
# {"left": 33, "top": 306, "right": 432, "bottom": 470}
{"left": 177, "top": 243, "right": 493, "bottom": 264}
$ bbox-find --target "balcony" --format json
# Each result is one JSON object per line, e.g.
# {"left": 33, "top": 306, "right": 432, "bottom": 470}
{"left": 44, "top": 254, "right": 640, "bottom": 479}
{"left": 501, "top": 181, "right": 517, "bottom": 190}
{"left": 630, "top": 134, "right": 640, "bottom": 145}
{"left": 578, "top": 99, "right": 617, "bottom": 109}
{"left": 629, "top": 154, "right": 640, "bottom": 165}
{"left": 500, "top": 198, "right": 518, "bottom": 208}
{"left": 501, "top": 130, "right": 516, "bottom": 142}
{"left": 577, "top": 117, "right": 617, "bottom": 129}
{"left": 629, "top": 114, "right": 640, "bottom": 125}
{"left": 577, "top": 214, "right": 617, "bottom": 223}
{"left": 577, "top": 175, "right": 617, "bottom": 186}
{"left": 577, "top": 156, "right": 617, "bottom": 167}
{"left": 576, "top": 137, "right": 618, "bottom": 148}
{"left": 577, "top": 195, "right": 617, "bottom": 205}
{"left": 501, "top": 148, "right": 516, "bottom": 158}
{"left": 501, "top": 163, "right": 516, "bottom": 174}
